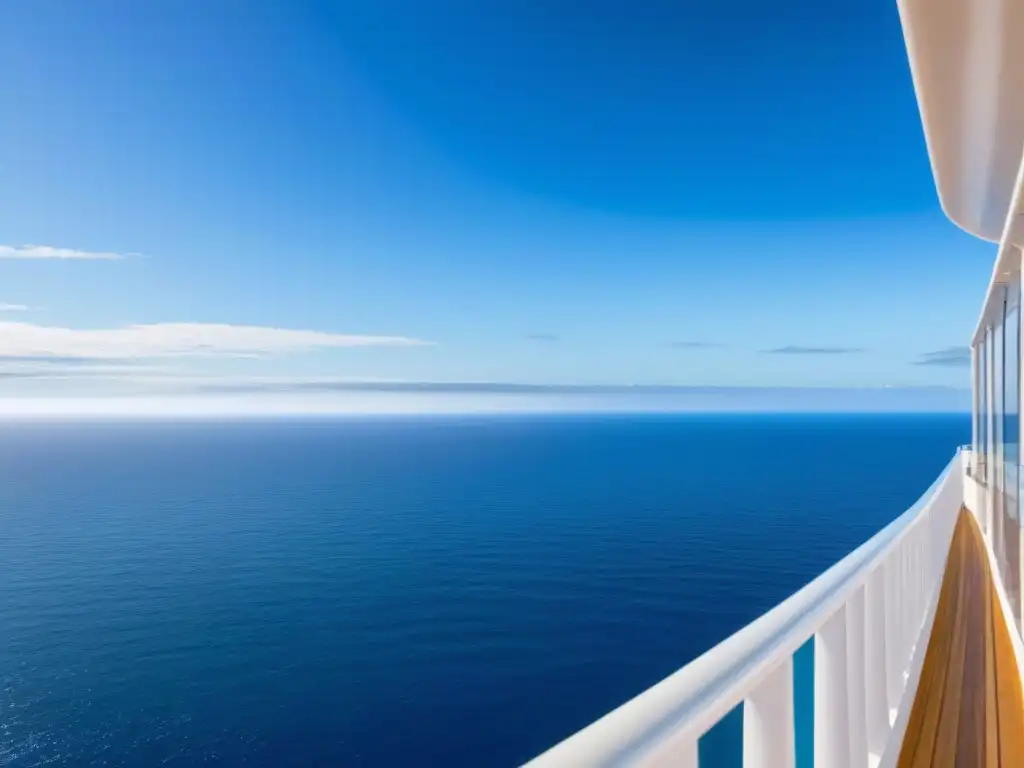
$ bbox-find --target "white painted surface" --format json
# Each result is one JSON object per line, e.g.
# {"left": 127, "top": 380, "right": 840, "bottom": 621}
{"left": 897, "top": 0, "right": 1024, "bottom": 246}
{"left": 742, "top": 657, "right": 794, "bottom": 768}
{"left": 897, "top": 0, "right": 1024, "bottom": 344}
{"left": 964, "top": 469, "right": 983, "bottom": 531}
{"left": 524, "top": 452, "right": 964, "bottom": 767}
{"left": 847, "top": 589, "right": 868, "bottom": 768}
{"left": 816, "top": 609, "right": 851, "bottom": 768}
{"left": 864, "top": 568, "right": 889, "bottom": 760}
{"left": 874, "top": 559, "right": 947, "bottom": 768}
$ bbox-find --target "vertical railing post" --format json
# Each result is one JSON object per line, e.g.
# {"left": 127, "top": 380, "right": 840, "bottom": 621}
{"left": 816, "top": 609, "right": 851, "bottom": 768}
{"left": 903, "top": 537, "right": 915, "bottom": 654}
{"left": 901, "top": 540, "right": 914, "bottom": 668}
{"left": 679, "top": 741, "right": 698, "bottom": 768}
{"left": 846, "top": 588, "right": 868, "bottom": 768}
{"left": 885, "top": 544, "right": 906, "bottom": 708}
{"left": 922, "top": 511, "right": 935, "bottom": 604}
{"left": 864, "top": 565, "right": 890, "bottom": 756}
{"left": 743, "top": 656, "right": 795, "bottom": 768}
{"left": 909, "top": 533, "right": 921, "bottom": 641}
{"left": 884, "top": 549, "right": 898, "bottom": 710}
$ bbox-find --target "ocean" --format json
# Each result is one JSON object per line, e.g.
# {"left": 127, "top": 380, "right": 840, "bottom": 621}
{"left": 0, "top": 414, "right": 968, "bottom": 767}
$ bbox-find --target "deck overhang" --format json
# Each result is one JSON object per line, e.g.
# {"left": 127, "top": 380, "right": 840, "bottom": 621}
{"left": 898, "top": 0, "right": 1024, "bottom": 343}
{"left": 897, "top": 0, "right": 1024, "bottom": 246}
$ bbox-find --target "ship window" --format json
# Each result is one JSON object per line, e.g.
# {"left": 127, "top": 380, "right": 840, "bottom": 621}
{"left": 975, "top": 343, "right": 982, "bottom": 472}
{"left": 1004, "top": 292, "right": 1021, "bottom": 627}
{"left": 1004, "top": 304, "right": 1019, "bottom": 475}
{"left": 980, "top": 336, "right": 988, "bottom": 475}
{"left": 994, "top": 315, "right": 1004, "bottom": 494}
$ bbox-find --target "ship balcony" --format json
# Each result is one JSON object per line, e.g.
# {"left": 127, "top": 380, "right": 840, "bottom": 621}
{"left": 526, "top": 448, "right": 1024, "bottom": 767}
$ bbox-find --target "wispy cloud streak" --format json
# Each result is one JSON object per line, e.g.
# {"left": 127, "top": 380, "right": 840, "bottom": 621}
{"left": 914, "top": 346, "right": 970, "bottom": 368}
{"left": 669, "top": 341, "right": 722, "bottom": 349}
{"left": 763, "top": 345, "right": 864, "bottom": 355}
{"left": 0, "top": 322, "right": 431, "bottom": 359}
{"left": 0, "top": 244, "right": 135, "bottom": 260}
{"left": 185, "top": 379, "right": 962, "bottom": 397}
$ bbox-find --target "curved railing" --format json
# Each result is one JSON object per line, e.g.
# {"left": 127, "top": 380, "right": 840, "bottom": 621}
{"left": 526, "top": 450, "right": 965, "bottom": 767}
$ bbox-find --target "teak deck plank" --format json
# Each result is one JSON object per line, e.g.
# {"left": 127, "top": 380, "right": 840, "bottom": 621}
{"left": 896, "top": 507, "right": 1024, "bottom": 766}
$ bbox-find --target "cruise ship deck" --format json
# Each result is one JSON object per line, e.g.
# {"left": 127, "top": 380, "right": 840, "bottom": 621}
{"left": 896, "top": 508, "right": 1024, "bottom": 766}
{"left": 525, "top": 454, "right": 1024, "bottom": 767}
{"left": 524, "top": 0, "right": 1024, "bottom": 764}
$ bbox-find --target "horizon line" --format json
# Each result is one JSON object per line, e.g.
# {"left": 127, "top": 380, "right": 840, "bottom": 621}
{"left": 0, "top": 409, "right": 971, "bottom": 421}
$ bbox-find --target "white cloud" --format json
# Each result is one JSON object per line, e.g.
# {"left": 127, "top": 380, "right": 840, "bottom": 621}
{"left": 0, "top": 322, "right": 431, "bottom": 359}
{"left": 0, "top": 244, "right": 134, "bottom": 260}
{"left": 0, "top": 303, "right": 28, "bottom": 311}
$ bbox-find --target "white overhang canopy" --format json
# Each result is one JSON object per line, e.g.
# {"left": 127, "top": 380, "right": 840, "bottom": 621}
{"left": 898, "top": 0, "right": 1024, "bottom": 342}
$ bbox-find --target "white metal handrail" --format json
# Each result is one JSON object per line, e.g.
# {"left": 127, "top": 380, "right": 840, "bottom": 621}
{"left": 526, "top": 451, "right": 965, "bottom": 767}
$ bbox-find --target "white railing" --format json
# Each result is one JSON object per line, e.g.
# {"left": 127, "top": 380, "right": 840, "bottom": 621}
{"left": 526, "top": 451, "right": 965, "bottom": 768}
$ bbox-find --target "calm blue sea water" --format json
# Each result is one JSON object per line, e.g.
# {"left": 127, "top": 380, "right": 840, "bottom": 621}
{"left": 0, "top": 414, "right": 968, "bottom": 767}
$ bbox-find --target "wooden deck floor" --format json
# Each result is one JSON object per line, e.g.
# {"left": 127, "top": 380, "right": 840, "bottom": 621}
{"left": 897, "top": 507, "right": 1024, "bottom": 766}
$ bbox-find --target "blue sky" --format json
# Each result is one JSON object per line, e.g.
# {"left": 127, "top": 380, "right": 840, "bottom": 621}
{"left": 0, "top": 1, "right": 987, "bottom": 413}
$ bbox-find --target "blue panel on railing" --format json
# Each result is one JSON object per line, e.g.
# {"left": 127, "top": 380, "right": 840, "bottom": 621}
{"left": 794, "top": 638, "right": 815, "bottom": 768}
{"left": 698, "top": 702, "right": 742, "bottom": 768}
